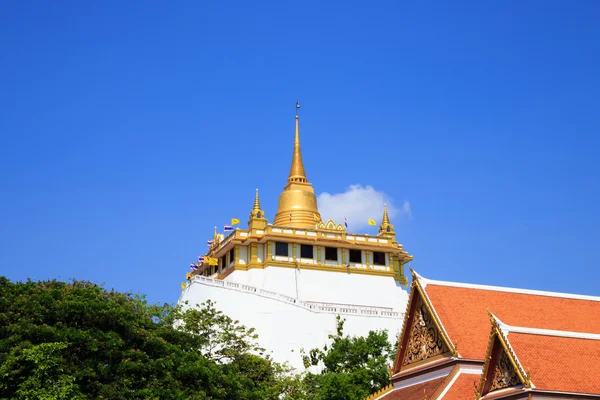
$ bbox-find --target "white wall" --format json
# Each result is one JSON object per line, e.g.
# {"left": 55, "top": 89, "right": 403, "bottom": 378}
{"left": 224, "top": 266, "right": 407, "bottom": 310}
{"left": 180, "top": 279, "right": 407, "bottom": 370}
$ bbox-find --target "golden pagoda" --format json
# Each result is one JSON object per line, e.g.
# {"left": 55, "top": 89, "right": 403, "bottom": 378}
{"left": 188, "top": 104, "right": 412, "bottom": 284}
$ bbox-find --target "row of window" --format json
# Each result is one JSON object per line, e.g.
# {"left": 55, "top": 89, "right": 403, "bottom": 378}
{"left": 274, "top": 242, "right": 386, "bottom": 266}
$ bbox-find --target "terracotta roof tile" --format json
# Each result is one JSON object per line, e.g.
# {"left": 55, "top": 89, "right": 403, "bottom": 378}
{"left": 442, "top": 373, "right": 479, "bottom": 400}
{"left": 380, "top": 376, "right": 446, "bottom": 399}
{"left": 508, "top": 332, "right": 600, "bottom": 394}
{"left": 424, "top": 284, "right": 600, "bottom": 359}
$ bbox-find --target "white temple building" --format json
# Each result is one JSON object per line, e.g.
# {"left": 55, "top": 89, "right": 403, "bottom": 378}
{"left": 179, "top": 109, "right": 412, "bottom": 370}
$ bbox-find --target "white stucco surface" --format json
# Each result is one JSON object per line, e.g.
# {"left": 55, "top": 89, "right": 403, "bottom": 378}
{"left": 179, "top": 267, "right": 408, "bottom": 370}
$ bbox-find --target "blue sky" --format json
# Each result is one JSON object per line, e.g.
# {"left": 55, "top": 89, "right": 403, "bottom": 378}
{"left": 1, "top": 1, "right": 599, "bottom": 305}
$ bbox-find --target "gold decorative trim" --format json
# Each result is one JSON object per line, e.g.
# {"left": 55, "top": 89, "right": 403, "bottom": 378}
{"left": 392, "top": 270, "right": 457, "bottom": 374}
{"left": 363, "top": 384, "right": 393, "bottom": 400}
{"left": 399, "top": 352, "right": 452, "bottom": 372}
{"left": 392, "top": 279, "right": 417, "bottom": 374}
{"left": 476, "top": 313, "right": 531, "bottom": 398}
{"left": 231, "top": 260, "right": 396, "bottom": 277}
{"left": 401, "top": 296, "right": 450, "bottom": 366}
{"left": 489, "top": 348, "right": 519, "bottom": 391}
{"left": 212, "top": 228, "right": 413, "bottom": 261}
{"left": 317, "top": 218, "right": 346, "bottom": 231}
{"left": 411, "top": 269, "right": 457, "bottom": 358}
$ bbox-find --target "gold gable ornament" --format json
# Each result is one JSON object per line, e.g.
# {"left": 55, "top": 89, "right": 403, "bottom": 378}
{"left": 317, "top": 218, "right": 346, "bottom": 232}
{"left": 477, "top": 313, "right": 532, "bottom": 397}
{"left": 489, "top": 348, "right": 520, "bottom": 392}
{"left": 402, "top": 296, "right": 450, "bottom": 366}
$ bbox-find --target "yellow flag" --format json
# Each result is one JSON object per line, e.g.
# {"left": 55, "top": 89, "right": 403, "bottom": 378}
{"left": 231, "top": 218, "right": 240, "bottom": 226}
{"left": 205, "top": 256, "right": 219, "bottom": 266}
{"left": 368, "top": 219, "right": 377, "bottom": 226}
{"left": 181, "top": 282, "right": 185, "bottom": 290}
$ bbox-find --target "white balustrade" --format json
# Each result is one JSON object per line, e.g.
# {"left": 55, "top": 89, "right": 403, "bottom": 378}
{"left": 183, "top": 275, "right": 402, "bottom": 319}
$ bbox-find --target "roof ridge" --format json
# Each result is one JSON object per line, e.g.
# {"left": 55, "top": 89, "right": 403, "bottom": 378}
{"left": 414, "top": 271, "right": 600, "bottom": 303}
{"left": 501, "top": 321, "right": 600, "bottom": 341}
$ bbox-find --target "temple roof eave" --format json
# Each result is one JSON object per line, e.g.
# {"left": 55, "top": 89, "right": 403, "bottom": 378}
{"left": 209, "top": 228, "right": 414, "bottom": 259}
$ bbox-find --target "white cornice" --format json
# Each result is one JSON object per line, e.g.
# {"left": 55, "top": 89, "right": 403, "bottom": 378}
{"left": 495, "top": 316, "right": 600, "bottom": 341}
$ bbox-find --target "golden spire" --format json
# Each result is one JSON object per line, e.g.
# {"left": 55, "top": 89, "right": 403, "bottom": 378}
{"left": 253, "top": 188, "right": 261, "bottom": 211}
{"left": 382, "top": 204, "right": 390, "bottom": 225}
{"left": 213, "top": 226, "right": 218, "bottom": 241}
{"left": 379, "top": 203, "right": 395, "bottom": 236}
{"left": 288, "top": 101, "right": 307, "bottom": 183}
{"left": 249, "top": 188, "right": 267, "bottom": 230}
{"left": 273, "top": 103, "right": 321, "bottom": 228}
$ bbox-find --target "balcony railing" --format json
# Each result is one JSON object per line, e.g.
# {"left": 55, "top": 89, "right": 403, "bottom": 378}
{"left": 180, "top": 275, "right": 402, "bottom": 319}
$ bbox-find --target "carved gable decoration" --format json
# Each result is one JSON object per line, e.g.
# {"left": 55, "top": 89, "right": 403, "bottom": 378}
{"left": 489, "top": 346, "right": 520, "bottom": 392}
{"left": 317, "top": 219, "right": 346, "bottom": 231}
{"left": 402, "top": 296, "right": 449, "bottom": 366}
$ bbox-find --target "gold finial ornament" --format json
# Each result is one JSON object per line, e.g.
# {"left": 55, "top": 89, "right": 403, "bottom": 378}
{"left": 382, "top": 204, "right": 391, "bottom": 225}
{"left": 212, "top": 226, "right": 221, "bottom": 247}
{"left": 379, "top": 203, "right": 396, "bottom": 240}
{"left": 253, "top": 188, "right": 261, "bottom": 211}
{"left": 288, "top": 102, "right": 307, "bottom": 183}
{"left": 273, "top": 103, "right": 321, "bottom": 228}
{"left": 249, "top": 189, "right": 267, "bottom": 230}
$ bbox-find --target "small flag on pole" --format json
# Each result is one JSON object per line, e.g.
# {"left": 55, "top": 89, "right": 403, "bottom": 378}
{"left": 368, "top": 219, "right": 377, "bottom": 226}
{"left": 344, "top": 217, "right": 348, "bottom": 228}
{"left": 231, "top": 218, "right": 240, "bottom": 226}
{"left": 181, "top": 282, "right": 185, "bottom": 290}
{"left": 190, "top": 263, "right": 198, "bottom": 271}
{"left": 224, "top": 225, "right": 233, "bottom": 232}
{"left": 198, "top": 256, "right": 205, "bottom": 263}
{"left": 207, "top": 240, "right": 213, "bottom": 246}
{"left": 205, "top": 256, "right": 219, "bottom": 266}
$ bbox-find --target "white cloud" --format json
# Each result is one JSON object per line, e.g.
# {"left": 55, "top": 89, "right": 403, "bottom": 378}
{"left": 401, "top": 200, "right": 412, "bottom": 219}
{"left": 317, "top": 184, "right": 411, "bottom": 230}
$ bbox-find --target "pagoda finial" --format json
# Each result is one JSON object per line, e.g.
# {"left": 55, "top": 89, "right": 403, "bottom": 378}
{"left": 379, "top": 203, "right": 395, "bottom": 237}
{"left": 382, "top": 203, "right": 390, "bottom": 225}
{"left": 253, "top": 188, "right": 261, "bottom": 211}
{"left": 273, "top": 103, "right": 321, "bottom": 228}
{"left": 248, "top": 188, "right": 267, "bottom": 229}
{"left": 288, "top": 101, "right": 307, "bottom": 183}
{"left": 213, "top": 226, "right": 218, "bottom": 241}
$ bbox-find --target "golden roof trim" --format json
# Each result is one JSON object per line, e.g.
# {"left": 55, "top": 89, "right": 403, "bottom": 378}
{"left": 393, "top": 268, "right": 457, "bottom": 375}
{"left": 363, "top": 383, "right": 393, "bottom": 400}
{"left": 476, "top": 313, "right": 532, "bottom": 398}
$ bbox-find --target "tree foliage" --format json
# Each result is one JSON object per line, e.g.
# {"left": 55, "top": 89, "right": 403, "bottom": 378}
{"left": 300, "top": 316, "right": 394, "bottom": 400}
{"left": 0, "top": 277, "right": 287, "bottom": 400}
{"left": 0, "top": 276, "right": 395, "bottom": 400}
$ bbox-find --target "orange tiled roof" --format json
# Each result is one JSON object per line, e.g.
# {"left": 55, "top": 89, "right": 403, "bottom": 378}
{"left": 508, "top": 331, "right": 600, "bottom": 394}
{"left": 421, "top": 278, "right": 600, "bottom": 360}
{"left": 442, "top": 373, "right": 479, "bottom": 400}
{"left": 379, "top": 376, "right": 446, "bottom": 399}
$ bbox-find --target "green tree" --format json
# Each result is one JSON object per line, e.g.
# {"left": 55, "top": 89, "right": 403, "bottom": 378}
{"left": 0, "top": 277, "right": 286, "bottom": 400}
{"left": 174, "top": 299, "right": 264, "bottom": 363}
{"left": 300, "top": 315, "right": 394, "bottom": 400}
